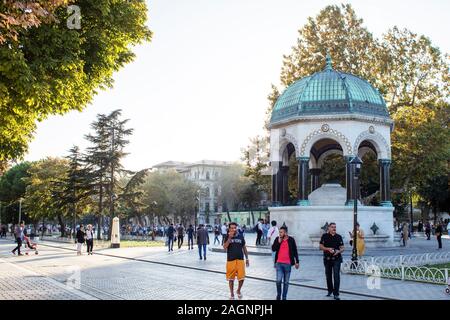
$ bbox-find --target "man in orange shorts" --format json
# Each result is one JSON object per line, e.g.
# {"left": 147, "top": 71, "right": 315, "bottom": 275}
{"left": 223, "top": 222, "right": 249, "bottom": 300}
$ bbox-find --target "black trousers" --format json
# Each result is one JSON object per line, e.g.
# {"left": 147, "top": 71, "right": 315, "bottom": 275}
{"left": 12, "top": 238, "right": 22, "bottom": 254}
{"left": 86, "top": 239, "right": 94, "bottom": 253}
{"left": 425, "top": 231, "right": 431, "bottom": 240}
{"left": 178, "top": 235, "right": 183, "bottom": 248}
{"left": 256, "top": 230, "right": 262, "bottom": 245}
{"left": 437, "top": 235, "right": 442, "bottom": 249}
{"left": 324, "top": 258, "right": 342, "bottom": 296}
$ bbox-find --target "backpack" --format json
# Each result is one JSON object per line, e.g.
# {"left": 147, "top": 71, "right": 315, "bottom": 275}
{"left": 253, "top": 224, "right": 258, "bottom": 232}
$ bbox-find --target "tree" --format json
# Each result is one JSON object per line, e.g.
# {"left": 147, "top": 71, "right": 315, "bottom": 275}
{"left": 241, "top": 136, "right": 271, "bottom": 198}
{"left": 105, "top": 110, "right": 133, "bottom": 239}
{"left": 140, "top": 170, "right": 199, "bottom": 225}
{"left": 84, "top": 113, "right": 110, "bottom": 239}
{"left": 378, "top": 27, "right": 449, "bottom": 113}
{"left": 117, "top": 168, "right": 150, "bottom": 225}
{"left": 0, "top": 0, "right": 152, "bottom": 162}
{"left": 391, "top": 103, "right": 450, "bottom": 198}
{"left": 0, "top": 162, "right": 31, "bottom": 224}
{"left": 217, "top": 164, "right": 249, "bottom": 221}
{"left": 84, "top": 109, "right": 133, "bottom": 239}
{"left": 52, "top": 145, "right": 94, "bottom": 237}
{"left": 417, "top": 175, "right": 450, "bottom": 224}
{"left": 0, "top": 1, "right": 69, "bottom": 44}
{"left": 23, "top": 158, "right": 69, "bottom": 234}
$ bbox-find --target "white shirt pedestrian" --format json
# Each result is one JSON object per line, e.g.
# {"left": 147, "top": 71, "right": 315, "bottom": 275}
{"left": 267, "top": 225, "right": 279, "bottom": 245}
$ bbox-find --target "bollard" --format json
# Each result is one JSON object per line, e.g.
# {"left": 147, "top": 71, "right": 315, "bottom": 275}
{"left": 111, "top": 217, "right": 120, "bottom": 248}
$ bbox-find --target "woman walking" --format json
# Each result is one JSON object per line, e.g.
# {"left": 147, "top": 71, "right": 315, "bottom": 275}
{"left": 76, "top": 224, "right": 86, "bottom": 256}
{"left": 402, "top": 223, "right": 409, "bottom": 247}
{"left": 85, "top": 224, "right": 94, "bottom": 255}
{"left": 349, "top": 223, "right": 365, "bottom": 258}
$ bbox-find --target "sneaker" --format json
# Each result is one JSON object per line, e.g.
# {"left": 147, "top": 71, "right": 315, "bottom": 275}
{"left": 18, "top": 253, "right": 23, "bottom": 256}
{"left": 204, "top": 256, "right": 207, "bottom": 260}
{"left": 199, "top": 257, "right": 203, "bottom": 260}
{"left": 334, "top": 295, "right": 340, "bottom": 300}
{"left": 11, "top": 250, "right": 15, "bottom": 255}
{"left": 326, "top": 293, "right": 332, "bottom": 297}
{"left": 237, "top": 292, "right": 243, "bottom": 300}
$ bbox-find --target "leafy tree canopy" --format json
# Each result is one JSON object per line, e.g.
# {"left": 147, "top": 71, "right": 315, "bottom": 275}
{"left": 0, "top": 0, "right": 152, "bottom": 162}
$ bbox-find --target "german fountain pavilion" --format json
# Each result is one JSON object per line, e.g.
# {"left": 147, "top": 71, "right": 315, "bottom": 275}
{"left": 268, "top": 54, "right": 395, "bottom": 247}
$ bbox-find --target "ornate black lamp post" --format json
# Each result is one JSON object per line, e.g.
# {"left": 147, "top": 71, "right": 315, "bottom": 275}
{"left": 350, "top": 156, "right": 363, "bottom": 267}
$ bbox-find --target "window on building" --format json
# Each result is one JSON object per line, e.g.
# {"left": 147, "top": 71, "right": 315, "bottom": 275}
{"left": 206, "top": 172, "right": 210, "bottom": 180}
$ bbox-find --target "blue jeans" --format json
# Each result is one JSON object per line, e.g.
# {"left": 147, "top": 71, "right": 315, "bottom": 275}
{"left": 198, "top": 244, "right": 207, "bottom": 259}
{"left": 167, "top": 236, "right": 174, "bottom": 251}
{"left": 275, "top": 263, "right": 292, "bottom": 300}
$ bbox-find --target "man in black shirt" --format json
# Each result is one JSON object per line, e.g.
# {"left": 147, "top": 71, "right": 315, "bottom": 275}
{"left": 166, "top": 223, "right": 175, "bottom": 252}
{"left": 186, "top": 225, "right": 194, "bottom": 250}
{"left": 319, "top": 222, "right": 344, "bottom": 300}
{"left": 223, "top": 222, "right": 249, "bottom": 300}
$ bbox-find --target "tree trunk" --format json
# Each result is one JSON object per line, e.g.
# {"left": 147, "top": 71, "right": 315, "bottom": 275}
{"left": 433, "top": 205, "right": 437, "bottom": 225}
{"left": 108, "top": 215, "right": 113, "bottom": 240}
{"left": 97, "top": 177, "right": 103, "bottom": 240}
{"left": 250, "top": 210, "right": 255, "bottom": 226}
{"left": 57, "top": 214, "right": 66, "bottom": 238}
{"left": 226, "top": 210, "right": 231, "bottom": 223}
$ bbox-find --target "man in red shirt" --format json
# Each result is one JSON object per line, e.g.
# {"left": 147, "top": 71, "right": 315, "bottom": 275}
{"left": 271, "top": 225, "right": 299, "bottom": 300}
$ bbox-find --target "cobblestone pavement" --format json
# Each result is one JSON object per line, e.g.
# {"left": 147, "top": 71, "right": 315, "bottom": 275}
{"left": 0, "top": 240, "right": 374, "bottom": 300}
{"left": 0, "top": 257, "right": 93, "bottom": 300}
{"left": 1, "top": 238, "right": 449, "bottom": 300}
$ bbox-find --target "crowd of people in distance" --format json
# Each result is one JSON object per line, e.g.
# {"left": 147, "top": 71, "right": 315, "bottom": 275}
{"left": 3, "top": 215, "right": 448, "bottom": 301}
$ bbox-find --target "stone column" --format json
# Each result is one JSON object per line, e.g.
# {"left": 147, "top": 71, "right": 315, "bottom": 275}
{"left": 379, "top": 159, "right": 392, "bottom": 206}
{"left": 281, "top": 166, "right": 289, "bottom": 205}
{"left": 345, "top": 156, "right": 354, "bottom": 205}
{"left": 271, "top": 161, "right": 282, "bottom": 206}
{"left": 310, "top": 168, "right": 321, "bottom": 192}
{"left": 297, "top": 157, "right": 310, "bottom": 206}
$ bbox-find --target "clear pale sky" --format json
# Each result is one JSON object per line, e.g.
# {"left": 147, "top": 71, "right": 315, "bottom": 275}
{"left": 25, "top": 0, "right": 450, "bottom": 171}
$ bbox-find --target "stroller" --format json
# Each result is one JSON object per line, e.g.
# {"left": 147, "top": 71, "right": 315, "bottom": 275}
{"left": 23, "top": 235, "right": 39, "bottom": 255}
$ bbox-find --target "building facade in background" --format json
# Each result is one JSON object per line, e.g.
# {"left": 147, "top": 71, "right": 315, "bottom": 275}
{"left": 153, "top": 160, "right": 233, "bottom": 224}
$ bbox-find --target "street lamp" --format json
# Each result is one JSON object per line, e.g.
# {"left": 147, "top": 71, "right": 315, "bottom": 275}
{"left": 18, "top": 198, "right": 24, "bottom": 224}
{"left": 350, "top": 156, "right": 363, "bottom": 267}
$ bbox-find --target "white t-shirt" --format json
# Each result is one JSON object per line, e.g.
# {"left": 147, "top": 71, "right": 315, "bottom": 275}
{"left": 267, "top": 226, "right": 279, "bottom": 245}
{"left": 221, "top": 225, "right": 227, "bottom": 234}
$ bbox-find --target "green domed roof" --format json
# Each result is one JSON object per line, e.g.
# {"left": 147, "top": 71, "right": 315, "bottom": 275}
{"left": 270, "top": 54, "right": 390, "bottom": 125}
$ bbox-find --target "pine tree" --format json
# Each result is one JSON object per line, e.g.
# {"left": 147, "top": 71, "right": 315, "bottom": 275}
{"left": 85, "top": 114, "right": 111, "bottom": 240}
{"left": 52, "top": 146, "right": 94, "bottom": 237}
{"left": 84, "top": 110, "right": 133, "bottom": 240}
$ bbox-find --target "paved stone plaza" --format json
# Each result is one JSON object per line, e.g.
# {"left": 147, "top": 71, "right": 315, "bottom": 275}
{"left": 0, "top": 236, "right": 449, "bottom": 300}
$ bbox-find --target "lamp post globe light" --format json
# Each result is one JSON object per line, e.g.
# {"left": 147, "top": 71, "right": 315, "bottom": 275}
{"left": 350, "top": 156, "right": 363, "bottom": 266}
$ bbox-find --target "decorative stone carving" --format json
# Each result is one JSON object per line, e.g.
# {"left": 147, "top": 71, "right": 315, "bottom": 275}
{"left": 353, "top": 130, "right": 391, "bottom": 159}
{"left": 300, "top": 126, "right": 353, "bottom": 156}
{"left": 321, "top": 123, "right": 330, "bottom": 132}
{"left": 279, "top": 133, "right": 300, "bottom": 158}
